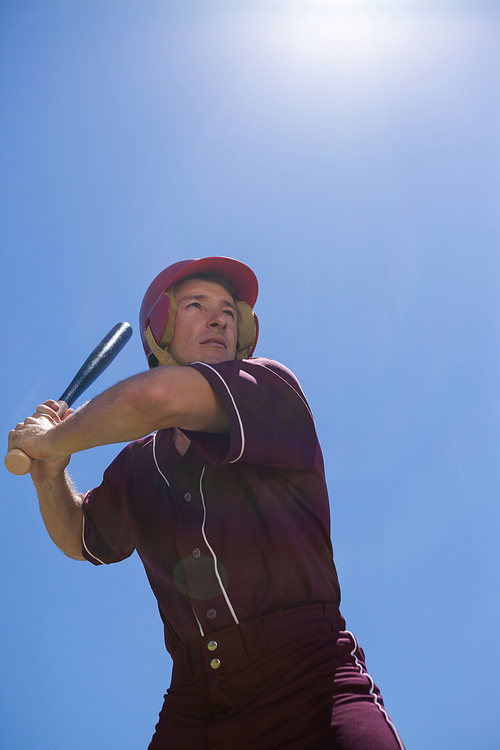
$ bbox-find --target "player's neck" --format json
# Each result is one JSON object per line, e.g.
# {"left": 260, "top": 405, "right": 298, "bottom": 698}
{"left": 172, "top": 426, "right": 191, "bottom": 456}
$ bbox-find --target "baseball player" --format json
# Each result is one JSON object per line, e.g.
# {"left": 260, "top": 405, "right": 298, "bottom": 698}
{"left": 8, "top": 257, "right": 405, "bottom": 750}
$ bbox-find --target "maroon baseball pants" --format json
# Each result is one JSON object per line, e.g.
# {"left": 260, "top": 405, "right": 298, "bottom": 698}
{"left": 148, "top": 604, "right": 405, "bottom": 750}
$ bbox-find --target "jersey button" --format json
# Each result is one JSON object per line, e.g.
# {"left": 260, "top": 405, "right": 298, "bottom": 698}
{"left": 206, "top": 608, "right": 217, "bottom": 620}
{"left": 184, "top": 492, "right": 191, "bottom": 502}
{"left": 207, "top": 640, "right": 218, "bottom": 652}
{"left": 210, "top": 658, "right": 221, "bottom": 670}
{"left": 192, "top": 548, "right": 201, "bottom": 558}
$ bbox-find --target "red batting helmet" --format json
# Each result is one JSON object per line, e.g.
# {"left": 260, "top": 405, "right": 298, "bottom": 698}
{"left": 139, "top": 257, "right": 259, "bottom": 367}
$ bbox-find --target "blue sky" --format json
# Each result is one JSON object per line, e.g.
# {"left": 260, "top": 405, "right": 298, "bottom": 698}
{"left": 1, "top": 1, "right": 498, "bottom": 748}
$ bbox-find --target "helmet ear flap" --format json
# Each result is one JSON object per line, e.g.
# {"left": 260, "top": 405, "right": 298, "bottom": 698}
{"left": 236, "top": 302, "right": 258, "bottom": 359}
{"left": 148, "top": 292, "right": 172, "bottom": 344}
{"left": 144, "top": 290, "right": 179, "bottom": 368}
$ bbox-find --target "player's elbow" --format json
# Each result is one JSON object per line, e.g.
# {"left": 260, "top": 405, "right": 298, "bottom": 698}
{"left": 62, "top": 548, "right": 86, "bottom": 561}
{"left": 48, "top": 530, "right": 86, "bottom": 560}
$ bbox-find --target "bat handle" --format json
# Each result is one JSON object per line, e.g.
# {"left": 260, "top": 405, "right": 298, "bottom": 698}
{"left": 4, "top": 401, "right": 68, "bottom": 476}
{"left": 4, "top": 449, "right": 33, "bottom": 476}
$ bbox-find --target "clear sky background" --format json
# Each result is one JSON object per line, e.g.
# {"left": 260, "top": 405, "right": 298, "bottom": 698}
{"left": 0, "top": 1, "right": 498, "bottom": 748}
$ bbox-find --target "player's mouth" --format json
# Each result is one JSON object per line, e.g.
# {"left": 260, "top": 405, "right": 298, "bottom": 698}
{"left": 200, "top": 336, "right": 227, "bottom": 349}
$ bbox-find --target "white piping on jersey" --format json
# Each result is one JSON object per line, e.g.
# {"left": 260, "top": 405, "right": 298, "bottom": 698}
{"left": 192, "top": 608, "right": 205, "bottom": 637}
{"left": 81, "top": 514, "right": 107, "bottom": 566}
{"left": 341, "top": 632, "right": 406, "bottom": 750}
{"left": 191, "top": 362, "right": 245, "bottom": 463}
{"left": 152, "top": 431, "right": 170, "bottom": 487}
{"left": 199, "top": 466, "right": 239, "bottom": 625}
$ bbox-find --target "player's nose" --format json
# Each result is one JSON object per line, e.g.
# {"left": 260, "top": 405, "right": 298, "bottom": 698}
{"left": 207, "top": 308, "right": 227, "bottom": 328}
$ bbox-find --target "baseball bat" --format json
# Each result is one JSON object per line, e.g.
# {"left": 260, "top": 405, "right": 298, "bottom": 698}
{"left": 5, "top": 322, "right": 133, "bottom": 476}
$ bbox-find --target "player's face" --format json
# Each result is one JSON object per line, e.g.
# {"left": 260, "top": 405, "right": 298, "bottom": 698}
{"left": 168, "top": 279, "right": 238, "bottom": 365}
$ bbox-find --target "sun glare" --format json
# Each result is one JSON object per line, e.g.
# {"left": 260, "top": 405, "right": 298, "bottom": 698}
{"left": 282, "top": 11, "right": 375, "bottom": 64}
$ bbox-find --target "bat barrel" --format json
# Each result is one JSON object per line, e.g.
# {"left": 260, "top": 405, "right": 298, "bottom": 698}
{"left": 59, "top": 322, "right": 132, "bottom": 407}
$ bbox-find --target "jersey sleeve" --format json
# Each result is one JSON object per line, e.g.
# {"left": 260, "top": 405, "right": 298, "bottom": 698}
{"left": 81, "top": 444, "right": 137, "bottom": 566}
{"left": 184, "top": 358, "right": 319, "bottom": 471}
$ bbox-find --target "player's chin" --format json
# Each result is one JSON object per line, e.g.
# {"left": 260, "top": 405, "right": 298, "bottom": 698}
{"left": 197, "top": 346, "right": 233, "bottom": 365}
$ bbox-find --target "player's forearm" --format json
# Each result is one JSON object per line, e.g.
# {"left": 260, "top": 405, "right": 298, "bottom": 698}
{"left": 39, "top": 365, "right": 228, "bottom": 460}
{"left": 32, "top": 468, "right": 85, "bottom": 560}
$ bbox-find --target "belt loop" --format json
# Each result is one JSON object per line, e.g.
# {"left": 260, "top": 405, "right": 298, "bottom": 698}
{"left": 175, "top": 642, "right": 195, "bottom": 681}
{"left": 240, "top": 618, "right": 267, "bottom": 662}
{"left": 323, "top": 603, "right": 346, "bottom": 632}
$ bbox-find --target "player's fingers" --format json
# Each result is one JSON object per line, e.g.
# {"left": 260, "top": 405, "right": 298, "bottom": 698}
{"left": 26, "top": 413, "right": 57, "bottom": 429}
{"left": 42, "top": 399, "right": 60, "bottom": 409}
{"left": 35, "top": 402, "right": 58, "bottom": 414}
{"left": 33, "top": 403, "right": 61, "bottom": 422}
{"left": 25, "top": 416, "right": 44, "bottom": 425}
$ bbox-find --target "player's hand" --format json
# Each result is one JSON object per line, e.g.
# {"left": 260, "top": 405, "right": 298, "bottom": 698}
{"left": 8, "top": 400, "right": 74, "bottom": 471}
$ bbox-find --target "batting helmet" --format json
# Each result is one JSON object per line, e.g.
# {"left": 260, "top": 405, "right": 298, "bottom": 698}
{"left": 139, "top": 257, "right": 259, "bottom": 367}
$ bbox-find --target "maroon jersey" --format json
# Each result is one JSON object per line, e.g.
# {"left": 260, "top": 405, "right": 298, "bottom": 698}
{"left": 82, "top": 358, "right": 341, "bottom": 654}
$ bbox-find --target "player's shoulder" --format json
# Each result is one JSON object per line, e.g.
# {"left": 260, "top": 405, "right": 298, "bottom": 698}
{"left": 246, "top": 356, "right": 299, "bottom": 382}
{"left": 223, "top": 357, "right": 305, "bottom": 394}
{"left": 191, "top": 357, "right": 307, "bottom": 400}
{"left": 213, "top": 355, "right": 297, "bottom": 379}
